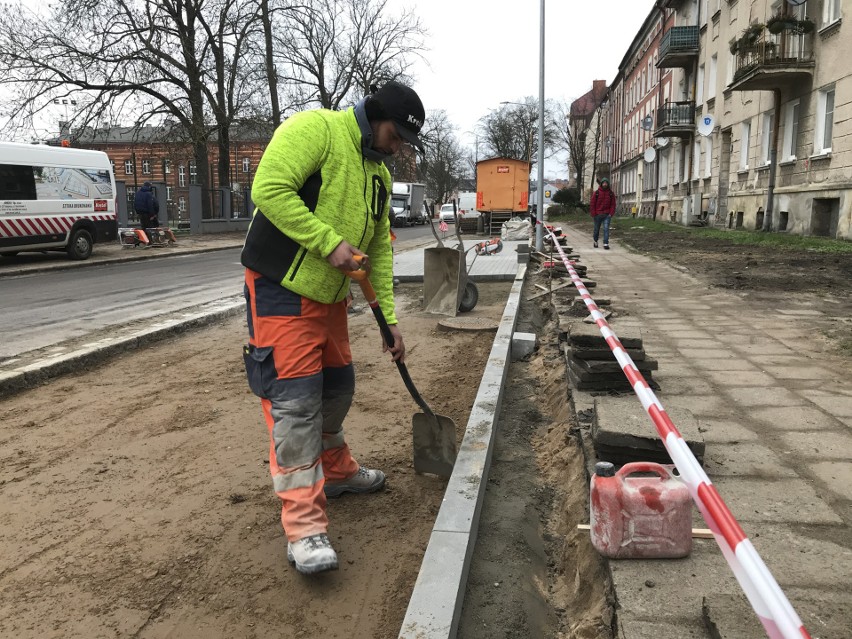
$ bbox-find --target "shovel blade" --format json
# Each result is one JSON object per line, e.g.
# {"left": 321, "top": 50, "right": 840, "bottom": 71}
{"left": 412, "top": 412, "right": 458, "bottom": 478}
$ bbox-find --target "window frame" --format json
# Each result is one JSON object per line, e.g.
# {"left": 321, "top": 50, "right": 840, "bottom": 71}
{"left": 142, "top": 159, "right": 151, "bottom": 175}
{"left": 782, "top": 99, "right": 800, "bottom": 162}
{"left": 178, "top": 164, "right": 186, "bottom": 188}
{"left": 739, "top": 119, "right": 751, "bottom": 171}
{"left": 761, "top": 111, "right": 774, "bottom": 166}
{"left": 124, "top": 159, "right": 134, "bottom": 175}
{"left": 814, "top": 87, "right": 835, "bottom": 155}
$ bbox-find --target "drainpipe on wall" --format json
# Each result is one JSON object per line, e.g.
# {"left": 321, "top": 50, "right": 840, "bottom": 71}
{"left": 653, "top": 0, "right": 666, "bottom": 220}
{"left": 764, "top": 88, "right": 782, "bottom": 231}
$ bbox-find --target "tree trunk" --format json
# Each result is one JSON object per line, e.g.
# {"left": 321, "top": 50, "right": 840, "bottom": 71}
{"left": 261, "top": 0, "right": 280, "bottom": 128}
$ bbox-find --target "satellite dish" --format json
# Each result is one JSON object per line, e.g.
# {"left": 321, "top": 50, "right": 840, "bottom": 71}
{"left": 697, "top": 114, "right": 715, "bottom": 137}
{"left": 643, "top": 148, "right": 657, "bottom": 163}
{"left": 656, "top": 137, "right": 670, "bottom": 147}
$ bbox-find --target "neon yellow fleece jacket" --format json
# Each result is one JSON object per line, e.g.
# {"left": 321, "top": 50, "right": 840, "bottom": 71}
{"left": 241, "top": 108, "right": 397, "bottom": 323}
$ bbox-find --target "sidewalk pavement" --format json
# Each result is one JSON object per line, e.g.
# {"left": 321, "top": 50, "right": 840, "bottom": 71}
{"left": 558, "top": 225, "right": 852, "bottom": 637}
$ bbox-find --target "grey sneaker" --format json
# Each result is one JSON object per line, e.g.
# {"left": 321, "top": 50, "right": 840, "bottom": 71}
{"left": 593, "top": 241, "right": 598, "bottom": 248}
{"left": 604, "top": 244, "right": 610, "bottom": 250}
{"left": 324, "top": 466, "right": 386, "bottom": 497}
{"left": 287, "top": 533, "right": 339, "bottom": 574}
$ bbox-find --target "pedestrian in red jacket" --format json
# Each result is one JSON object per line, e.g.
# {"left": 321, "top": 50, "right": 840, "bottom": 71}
{"left": 589, "top": 177, "right": 616, "bottom": 249}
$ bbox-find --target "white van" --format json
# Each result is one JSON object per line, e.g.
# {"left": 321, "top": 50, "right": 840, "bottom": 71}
{"left": 0, "top": 142, "right": 117, "bottom": 260}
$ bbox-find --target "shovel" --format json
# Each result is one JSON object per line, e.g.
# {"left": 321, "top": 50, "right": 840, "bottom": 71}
{"left": 347, "top": 259, "right": 458, "bottom": 478}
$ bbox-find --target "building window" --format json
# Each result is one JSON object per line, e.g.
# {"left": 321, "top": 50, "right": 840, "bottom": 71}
{"left": 673, "top": 145, "right": 681, "bottom": 184}
{"left": 726, "top": 51, "right": 735, "bottom": 86}
{"left": 814, "top": 87, "right": 835, "bottom": 155}
{"left": 782, "top": 100, "right": 800, "bottom": 161}
{"left": 178, "top": 165, "right": 186, "bottom": 187}
{"left": 179, "top": 197, "right": 186, "bottom": 213}
{"left": 708, "top": 54, "right": 718, "bottom": 100}
{"left": 166, "top": 186, "right": 173, "bottom": 201}
{"left": 740, "top": 119, "right": 751, "bottom": 171}
{"left": 761, "top": 111, "right": 774, "bottom": 165}
{"left": 823, "top": 0, "right": 841, "bottom": 25}
{"left": 659, "top": 149, "right": 668, "bottom": 188}
{"left": 164, "top": 159, "right": 172, "bottom": 174}
{"left": 110, "top": 160, "right": 116, "bottom": 173}
{"left": 697, "top": 64, "right": 705, "bottom": 105}
{"left": 189, "top": 161, "right": 197, "bottom": 184}
{"left": 142, "top": 159, "right": 151, "bottom": 175}
{"left": 242, "top": 158, "right": 250, "bottom": 173}
{"left": 126, "top": 187, "right": 136, "bottom": 206}
{"left": 124, "top": 159, "right": 134, "bottom": 175}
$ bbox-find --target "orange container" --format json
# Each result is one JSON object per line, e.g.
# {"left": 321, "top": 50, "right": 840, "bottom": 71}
{"left": 475, "top": 157, "right": 530, "bottom": 213}
{"left": 590, "top": 461, "right": 692, "bottom": 559}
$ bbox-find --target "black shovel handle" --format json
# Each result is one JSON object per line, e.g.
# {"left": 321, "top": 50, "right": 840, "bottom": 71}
{"left": 347, "top": 264, "right": 436, "bottom": 418}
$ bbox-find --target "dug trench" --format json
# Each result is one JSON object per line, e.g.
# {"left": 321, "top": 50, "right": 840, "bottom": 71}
{"left": 459, "top": 274, "right": 614, "bottom": 639}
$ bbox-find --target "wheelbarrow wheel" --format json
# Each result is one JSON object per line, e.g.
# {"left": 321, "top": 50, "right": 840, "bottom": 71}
{"left": 458, "top": 281, "right": 478, "bottom": 313}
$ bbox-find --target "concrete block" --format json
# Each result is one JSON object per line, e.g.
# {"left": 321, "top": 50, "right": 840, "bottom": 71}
{"left": 567, "top": 321, "right": 644, "bottom": 349}
{"left": 592, "top": 396, "right": 704, "bottom": 465}
{"left": 511, "top": 332, "right": 537, "bottom": 361}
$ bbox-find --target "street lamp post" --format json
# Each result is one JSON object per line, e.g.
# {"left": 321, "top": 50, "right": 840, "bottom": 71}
{"left": 535, "top": 0, "right": 545, "bottom": 251}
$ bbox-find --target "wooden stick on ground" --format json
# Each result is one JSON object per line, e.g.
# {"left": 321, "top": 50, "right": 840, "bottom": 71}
{"left": 576, "top": 524, "right": 714, "bottom": 539}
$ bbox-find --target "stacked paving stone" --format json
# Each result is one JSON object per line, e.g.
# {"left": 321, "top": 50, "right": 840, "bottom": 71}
{"left": 591, "top": 396, "right": 705, "bottom": 466}
{"left": 560, "top": 321, "right": 660, "bottom": 392}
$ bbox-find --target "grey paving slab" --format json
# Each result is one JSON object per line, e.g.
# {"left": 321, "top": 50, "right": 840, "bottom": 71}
{"left": 778, "top": 430, "right": 852, "bottom": 459}
{"left": 725, "top": 387, "right": 805, "bottom": 407}
{"left": 690, "top": 358, "right": 761, "bottom": 371}
{"left": 653, "top": 375, "right": 717, "bottom": 396}
{"left": 743, "top": 523, "right": 852, "bottom": 588}
{"left": 748, "top": 405, "right": 844, "bottom": 431}
{"left": 678, "top": 348, "right": 739, "bottom": 359}
{"left": 760, "top": 365, "right": 834, "bottom": 381}
{"left": 797, "top": 391, "right": 852, "bottom": 417}
{"left": 673, "top": 339, "right": 727, "bottom": 349}
{"left": 700, "top": 424, "right": 761, "bottom": 448}
{"left": 711, "top": 478, "right": 842, "bottom": 525}
{"left": 703, "top": 442, "right": 798, "bottom": 478}
{"left": 703, "top": 369, "right": 778, "bottom": 387}
{"left": 614, "top": 612, "right": 709, "bottom": 638}
{"left": 809, "top": 462, "right": 852, "bottom": 500}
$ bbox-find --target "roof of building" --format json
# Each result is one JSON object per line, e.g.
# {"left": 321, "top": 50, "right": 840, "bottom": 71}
{"left": 569, "top": 80, "right": 609, "bottom": 121}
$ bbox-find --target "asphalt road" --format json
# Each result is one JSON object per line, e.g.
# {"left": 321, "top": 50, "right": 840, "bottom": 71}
{"left": 0, "top": 248, "right": 244, "bottom": 360}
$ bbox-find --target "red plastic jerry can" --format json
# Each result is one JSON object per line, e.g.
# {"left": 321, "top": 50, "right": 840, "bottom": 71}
{"left": 590, "top": 461, "right": 692, "bottom": 559}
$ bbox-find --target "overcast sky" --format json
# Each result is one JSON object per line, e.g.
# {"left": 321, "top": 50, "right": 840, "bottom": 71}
{"left": 406, "top": 0, "right": 655, "bottom": 178}
{"left": 13, "top": 0, "right": 655, "bottom": 179}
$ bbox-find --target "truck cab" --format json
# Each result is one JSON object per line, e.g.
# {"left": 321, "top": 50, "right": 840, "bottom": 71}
{"left": 390, "top": 182, "right": 426, "bottom": 227}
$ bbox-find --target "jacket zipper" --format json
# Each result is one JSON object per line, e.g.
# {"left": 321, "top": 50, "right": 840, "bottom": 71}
{"left": 288, "top": 247, "right": 308, "bottom": 281}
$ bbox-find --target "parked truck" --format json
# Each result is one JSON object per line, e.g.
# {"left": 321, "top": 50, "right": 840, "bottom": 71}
{"left": 390, "top": 182, "right": 426, "bottom": 227}
{"left": 475, "top": 158, "right": 530, "bottom": 235}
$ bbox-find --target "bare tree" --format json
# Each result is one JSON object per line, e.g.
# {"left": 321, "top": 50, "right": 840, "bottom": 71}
{"left": 418, "top": 110, "right": 466, "bottom": 206}
{"left": 477, "top": 97, "right": 558, "bottom": 169}
{"left": 272, "top": 0, "right": 426, "bottom": 112}
{"left": 0, "top": 0, "right": 267, "bottom": 213}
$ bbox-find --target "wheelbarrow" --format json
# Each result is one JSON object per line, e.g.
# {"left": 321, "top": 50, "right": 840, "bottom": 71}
{"left": 422, "top": 205, "right": 502, "bottom": 316}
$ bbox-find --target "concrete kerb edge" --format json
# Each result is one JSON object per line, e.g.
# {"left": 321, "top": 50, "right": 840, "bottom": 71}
{"left": 398, "top": 263, "right": 527, "bottom": 639}
{"left": 0, "top": 244, "right": 244, "bottom": 279}
{"left": 0, "top": 301, "right": 244, "bottom": 400}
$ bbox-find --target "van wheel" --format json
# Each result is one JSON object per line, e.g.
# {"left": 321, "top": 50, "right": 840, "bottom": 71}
{"left": 458, "top": 281, "right": 478, "bottom": 313}
{"left": 66, "top": 229, "right": 93, "bottom": 260}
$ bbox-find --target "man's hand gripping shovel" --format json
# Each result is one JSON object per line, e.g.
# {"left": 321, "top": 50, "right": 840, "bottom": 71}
{"left": 347, "top": 256, "right": 458, "bottom": 478}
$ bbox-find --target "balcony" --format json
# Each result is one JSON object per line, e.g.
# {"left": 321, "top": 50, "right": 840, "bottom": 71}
{"left": 662, "top": 0, "right": 686, "bottom": 7}
{"left": 658, "top": 26, "right": 700, "bottom": 69}
{"left": 655, "top": 101, "right": 696, "bottom": 138}
{"left": 729, "top": 27, "right": 815, "bottom": 91}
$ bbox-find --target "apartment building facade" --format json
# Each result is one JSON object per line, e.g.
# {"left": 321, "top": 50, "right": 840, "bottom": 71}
{"left": 601, "top": 0, "right": 851, "bottom": 240}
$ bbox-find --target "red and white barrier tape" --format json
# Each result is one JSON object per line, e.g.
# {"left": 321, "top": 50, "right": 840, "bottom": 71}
{"left": 537, "top": 222, "right": 810, "bottom": 639}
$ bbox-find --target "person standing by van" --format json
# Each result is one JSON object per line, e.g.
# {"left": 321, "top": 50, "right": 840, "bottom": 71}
{"left": 240, "top": 81, "right": 425, "bottom": 575}
{"left": 134, "top": 182, "right": 159, "bottom": 230}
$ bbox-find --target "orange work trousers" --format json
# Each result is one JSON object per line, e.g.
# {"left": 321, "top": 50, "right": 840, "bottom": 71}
{"left": 243, "top": 269, "right": 359, "bottom": 542}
